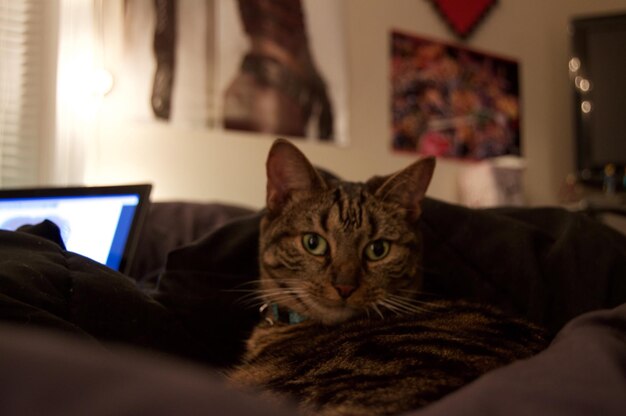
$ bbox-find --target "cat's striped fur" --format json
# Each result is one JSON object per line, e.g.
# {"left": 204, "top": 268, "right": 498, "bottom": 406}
{"left": 229, "top": 139, "right": 547, "bottom": 415}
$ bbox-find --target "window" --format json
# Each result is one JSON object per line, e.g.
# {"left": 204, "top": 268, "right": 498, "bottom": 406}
{"left": 0, "top": 0, "right": 56, "bottom": 188}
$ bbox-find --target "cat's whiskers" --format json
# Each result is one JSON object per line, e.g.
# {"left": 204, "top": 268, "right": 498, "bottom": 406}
{"left": 230, "top": 291, "right": 266, "bottom": 307}
{"left": 229, "top": 278, "right": 305, "bottom": 291}
{"left": 256, "top": 285, "right": 305, "bottom": 294}
{"left": 260, "top": 285, "right": 314, "bottom": 306}
{"left": 225, "top": 280, "right": 266, "bottom": 305}
{"left": 375, "top": 293, "right": 437, "bottom": 317}
{"left": 258, "top": 288, "right": 309, "bottom": 300}
{"left": 376, "top": 300, "right": 405, "bottom": 317}
{"left": 232, "top": 283, "right": 311, "bottom": 308}
{"left": 395, "top": 288, "right": 440, "bottom": 299}
{"left": 389, "top": 293, "right": 435, "bottom": 304}
{"left": 234, "top": 293, "right": 278, "bottom": 308}
{"left": 247, "top": 292, "right": 310, "bottom": 310}
{"left": 370, "top": 303, "right": 385, "bottom": 320}
{"left": 388, "top": 294, "right": 436, "bottom": 311}
{"left": 264, "top": 295, "right": 305, "bottom": 307}
{"left": 229, "top": 279, "right": 264, "bottom": 290}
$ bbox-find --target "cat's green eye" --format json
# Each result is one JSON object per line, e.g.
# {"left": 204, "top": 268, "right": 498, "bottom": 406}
{"left": 364, "top": 240, "right": 390, "bottom": 261}
{"left": 302, "top": 233, "right": 329, "bottom": 256}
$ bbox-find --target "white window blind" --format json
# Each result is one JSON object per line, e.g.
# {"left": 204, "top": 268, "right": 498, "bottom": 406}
{"left": 0, "top": 0, "right": 46, "bottom": 188}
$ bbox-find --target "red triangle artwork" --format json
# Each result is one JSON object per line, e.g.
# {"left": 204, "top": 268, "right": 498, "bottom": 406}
{"left": 430, "top": 0, "right": 498, "bottom": 39}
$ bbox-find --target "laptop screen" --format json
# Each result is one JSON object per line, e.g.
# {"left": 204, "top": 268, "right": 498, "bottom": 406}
{"left": 0, "top": 184, "right": 152, "bottom": 274}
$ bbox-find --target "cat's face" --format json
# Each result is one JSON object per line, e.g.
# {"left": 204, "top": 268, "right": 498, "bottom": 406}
{"left": 259, "top": 139, "right": 435, "bottom": 325}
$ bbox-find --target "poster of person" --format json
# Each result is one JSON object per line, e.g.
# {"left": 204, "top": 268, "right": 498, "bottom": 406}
{"left": 116, "top": 0, "right": 216, "bottom": 127}
{"left": 217, "top": 0, "right": 349, "bottom": 144}
{"left": 110, "top": 0, "right": 349, "bottom": 144}
{"left": 391, "top": 30, "right": 521, "bottom": 160}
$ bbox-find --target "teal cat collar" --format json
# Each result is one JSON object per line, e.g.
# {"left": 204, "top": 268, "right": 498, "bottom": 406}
{"left": 260, "top": 303, "right": 308, "bottom": 325}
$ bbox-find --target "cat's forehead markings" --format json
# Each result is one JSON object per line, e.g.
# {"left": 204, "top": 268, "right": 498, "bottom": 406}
{"left": 328, "top": 183, "right": 367, "bottom": 231}
{"left": 319, "top": 208, "right": 330, "bottom": 233}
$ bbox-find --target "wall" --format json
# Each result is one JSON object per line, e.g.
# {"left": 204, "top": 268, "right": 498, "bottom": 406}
{"left": 83, "top": 0, "right": 626, "bottom": 209}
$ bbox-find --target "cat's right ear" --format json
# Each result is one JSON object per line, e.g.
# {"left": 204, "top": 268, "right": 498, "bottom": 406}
{"left": 373, "top": 156, "right": 435, "bottom": 222}
{"left": 266, "top": 139, "right": 325, "bottom": 213}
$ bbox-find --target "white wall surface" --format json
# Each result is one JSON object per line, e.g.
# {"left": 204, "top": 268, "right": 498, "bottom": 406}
{"left": 83, "top": 0, "right": 626, "bottom": 209}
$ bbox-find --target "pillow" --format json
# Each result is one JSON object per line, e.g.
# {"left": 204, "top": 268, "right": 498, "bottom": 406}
{"left": 155, "top": 213, "right": 264, "bottom": 366}
{"left": 129, "top": 202, "right": 255, "bottom": 284}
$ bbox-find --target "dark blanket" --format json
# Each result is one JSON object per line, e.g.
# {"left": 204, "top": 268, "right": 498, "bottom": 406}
{"left": 156, "top": 198, "right": 626, "bottom": 365}
{"left": 418, "top": 199, "right": 626, "bottom": 332}
{"left": 0, "top": 299, "right": 624, "bottom": 416}
{"left": 419, "top": 302, "right": 626, "bottom": 416}
{"left": 0, "top": 225, "right": 205, "bottom": 361}
{"left": 0, "top": 198, "right": 625, "bottom": 414}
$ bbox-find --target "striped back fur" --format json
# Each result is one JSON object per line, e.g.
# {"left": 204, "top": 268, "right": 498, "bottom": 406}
{"left": 230, "top": 302, "right": 546, "bottom": 415}
{"left": 228, "top": 139, "right": 547, "bottom": 415}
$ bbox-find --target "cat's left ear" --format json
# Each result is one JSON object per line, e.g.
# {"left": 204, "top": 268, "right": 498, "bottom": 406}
{"left": 266, "top": 139, "right": 326, "bottom": 213}
{"left": 375, "top": 157, "right": 436, "bottom": 221}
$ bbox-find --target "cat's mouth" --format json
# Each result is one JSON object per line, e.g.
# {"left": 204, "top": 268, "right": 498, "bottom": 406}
{"left": 261, "top": 281, "right": 369, "bottom": 325}
{"left": 315, "top": 297, "right": 351, "bottom": 310}
{"left": 302, "top": 296, "right": 362, "bottom": 325}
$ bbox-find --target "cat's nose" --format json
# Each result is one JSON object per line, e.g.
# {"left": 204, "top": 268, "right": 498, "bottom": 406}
{"left": 334, "top": 284, "right": 356, "bottom": 299}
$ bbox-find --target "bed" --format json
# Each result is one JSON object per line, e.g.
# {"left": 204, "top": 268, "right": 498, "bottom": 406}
{"left": 1, "top": 198, "right": 625, "bottom": 415}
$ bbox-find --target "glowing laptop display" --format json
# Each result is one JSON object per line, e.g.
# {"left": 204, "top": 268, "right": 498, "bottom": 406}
{"left": 0, "top": 184, "right": 152, "bottom": 274}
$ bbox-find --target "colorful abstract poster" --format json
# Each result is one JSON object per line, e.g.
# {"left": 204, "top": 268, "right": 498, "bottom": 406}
{"left": 391, "top": 30, "right": 521, "bottom": 160}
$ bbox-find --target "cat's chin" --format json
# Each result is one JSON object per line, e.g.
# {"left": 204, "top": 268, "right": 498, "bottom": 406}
{"left": 304, "top": 299, "right": 361, "bottom": 325}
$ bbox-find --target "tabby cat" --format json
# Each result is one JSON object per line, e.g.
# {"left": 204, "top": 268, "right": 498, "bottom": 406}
{"left": 229, "top": 139, "right": 546, "bottom": 416}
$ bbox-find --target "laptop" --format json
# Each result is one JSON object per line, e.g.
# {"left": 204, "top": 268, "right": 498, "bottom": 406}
{"left": 0, "top": 184, "right": 152, "bottom": 274}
